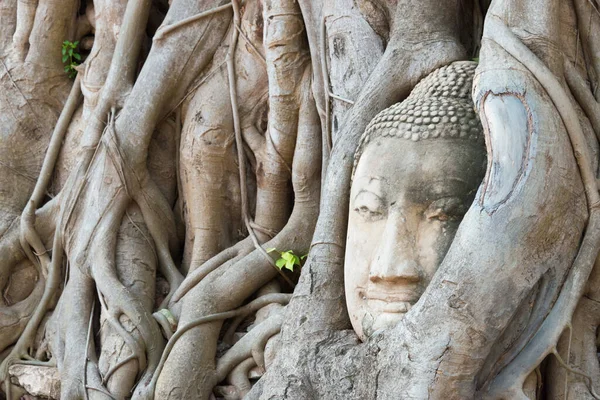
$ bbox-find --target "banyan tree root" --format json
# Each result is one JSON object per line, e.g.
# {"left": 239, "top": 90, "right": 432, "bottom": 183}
{"left": 97, "top": 204, "right": 158, "bottom": 399}
{"left": 0, "top": 0, "right": 78, "bottom": 360}
{"left": 213, "top": 358, "right": 256, "bottom": 400}
{"left": 548, "top": 295, "right": 600, "bottom": 399}
{"left": 252, "top": 0, "right": 471, "bottom": 397}
{"left": 215, "top": 312, "right": 284, "bottom": 382}
{"left": 227, "top": 357, "right": 256, "bottom": 399}
{"left": 155, "top": 8, "right": 320, "bottom": 399}
{"left": 177, "top": 0, "right": 268, "bottom": 275}
{"left": 0, "top": 0, "right": 155, "bottom": 387}
{"left": 149, "top": 294, "right": 291, "bottom": 396}
{"left": 2, "top": 0, "right": 231, "bottom": 397}
{"left": 0, "top": 198, "right": 57, "bottom": 353}
{"left": 481, "top": 17, "right": 600, "bottom": 399}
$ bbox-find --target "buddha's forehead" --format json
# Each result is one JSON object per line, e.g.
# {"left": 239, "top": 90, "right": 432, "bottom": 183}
{"left": 353, "top": 137, "right": 485, "bottom": 199}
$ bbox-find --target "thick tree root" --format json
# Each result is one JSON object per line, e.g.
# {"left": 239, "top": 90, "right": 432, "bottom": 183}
{"left": 0, "top": 199, "right": 57, "bottom": 353}
{"left": 148, "top": 293, "right": 291, "bottom": 398}
{"left": 98, "top": 203, "right": 158, "bottom": 398}
{"left": 216, "top": 312, "right": 283, "bottom": 382}
{"left": 565, "top": 60, "right": 600, "bottom": 142}
{"left": 227, "top": 357, "right": 255, "bottom": 399}
{"left": 483, "top": 17, "right": 600, "bottom": 399}
{"left": 19, "top": 74, "right": 82, "bottom": 268}
{"left": 172, "top": 238, "right": 254, "bottom": 304}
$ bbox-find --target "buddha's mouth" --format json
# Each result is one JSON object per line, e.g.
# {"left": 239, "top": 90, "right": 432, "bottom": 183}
{"left": 361, "top": 290, "right": 420, "bottom": 314}
{"left": 368, "top": 298, "right": 412, "bottom": 313}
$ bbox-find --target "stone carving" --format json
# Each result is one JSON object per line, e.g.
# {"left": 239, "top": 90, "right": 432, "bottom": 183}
{"left": 345, "top": 61, "right": 487, "bottom": 340}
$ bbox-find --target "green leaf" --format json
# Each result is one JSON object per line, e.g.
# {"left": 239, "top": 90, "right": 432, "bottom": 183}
{"left": 62, "top": 47, "right": 67, "bottom": 55}
{"left": 266, "top": 248, "right": 277, "bottom": 253}
{"left": 285, "top": 259, "right": 295, "bottom": 271}
{"left": 64, "top": 66, "right": 71, "bottom": 72}
{"left": 73, "top": 53, "right": 81, "bottom": 60}
{"left": 301, "top": 254, "right": 307, "bottom": 260}
{"left": 292, "top": 254, "right": 300, "bottom": 266}
{"left": 68, "top": 49, "right": 73, "bottom": 56}
{"left": 63, "top": 40, "right": 69, "bottom": 45}
{"left": 281, "top": 251, "right": 293, "bottom": 261}
{"left": 62, "top": 55, "right": 68, "bottom": 63}
{"left": 275, "top": 258, "right": 286, "bottom": 269}
{"left": 73, "top": 41, "right": 79, "bottom": 46}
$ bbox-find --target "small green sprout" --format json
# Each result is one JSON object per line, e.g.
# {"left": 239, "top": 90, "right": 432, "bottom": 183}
{"left": 62, "top": 40, "right": 81, "bottom": 79}
{"left": 266, "top": 248, "right": 307, "bottom": 272}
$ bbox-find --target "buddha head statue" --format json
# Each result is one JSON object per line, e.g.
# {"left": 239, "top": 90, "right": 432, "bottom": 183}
{"left": 345, "top": 61, "right": 486, "bottom": 341}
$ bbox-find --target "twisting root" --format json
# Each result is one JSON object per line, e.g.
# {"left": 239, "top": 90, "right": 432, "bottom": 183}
{"left": 148, "top": 294, "right": 291, "bottom": 396}
{"left": 85, "top": 385, "right": 117, "bottom": 400}
{"left": 0, "top": 76, "right": 82, "bottom": 385}
{"left": 250, "top": 323, "right": 280, "bottom": 371}
{"left": 98, "top": 287, "right": 147, "bottom": 373}
{"left": 228, "top": 357, "right": 255, "bottom": 398}
{"left": 19, "top": 73, "right": 82, "bottom": 267}
{"left": 0, "top": 203, "right": 66, "bottom": 385}
{"left": 102, "top": 354, "right": 137, "bottom": 386}
{"left": 551, "top": 348, "right": 600, "bottom": 399}
{"left": 171, "top": 238, "right": 253, "bottom": 303}
{"left": 215, "top": 313, "right": 283, "bottom": 381}
{"left": 563, "top": 322, "right": 573, "bottom": 397}
{"left": 83, "top": 301, "right": 95, "bottom": 400}
{"left": 223, "top": 314, "right": 247, "bottom": 345}
{"left": 328, "top": 92, "right": 355, "bottom": 105}
{"left": 565, "top": 60, "right": 600, "bottom": 142}
{"left": 226, "top": 0, "right": 294, "bottom": 288}
{"left": 320, "top": 16, "right": 332, "bottom": 157}
{"left": 234, "top": 24, "right": 266, "bottom": 64}
{"left": 154, "top": 3, "right": 233, "bottom": 40}
{"left": 102, "top": 109, "right": 183, "bottom": 308}
{"left": 484, "top": 17, "right": 600, "bottom": 399}
{"left": 134, "top": 181, "right": 182, "bottom": 307}
{"left": 90, "top": 194, "right": 164, "bottom": 397}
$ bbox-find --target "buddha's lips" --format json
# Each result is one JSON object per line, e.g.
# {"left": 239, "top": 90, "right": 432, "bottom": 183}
{"left": 362, "top": 291, "right": 419, "bottom": 313}
{"left": 362, "top": 289, "right": 419, "bottom": 303}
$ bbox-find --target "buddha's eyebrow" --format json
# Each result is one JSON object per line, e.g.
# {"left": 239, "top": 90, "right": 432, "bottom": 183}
{"left": 355, "top": 188, "right": 383, "bottom": 198}
{"left": 352, "top": 175, "right": 382, "bottom": 188}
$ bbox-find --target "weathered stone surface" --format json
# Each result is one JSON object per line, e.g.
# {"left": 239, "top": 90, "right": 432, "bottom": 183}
{"left": 9, "top": 364, "right": 60, "bottom": 399}
{"left": 354, "top": 61, "right": 483, "bottom": 173}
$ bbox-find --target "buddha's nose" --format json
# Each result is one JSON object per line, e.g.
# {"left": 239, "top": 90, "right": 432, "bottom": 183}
{"left": 369, "top": 210, "right": 421, "bottom": 284}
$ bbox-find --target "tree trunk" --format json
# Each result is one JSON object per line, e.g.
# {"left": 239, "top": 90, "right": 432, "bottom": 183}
{"left": 1, "top": 0, "right": 600, "bottom": 399}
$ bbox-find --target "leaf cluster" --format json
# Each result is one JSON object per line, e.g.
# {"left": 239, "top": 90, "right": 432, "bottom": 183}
{"left": 62, "top": 40, "right": 81, "bottom": 79}
{"left": 266, "top": 248, "right": 307, "bottom": 272}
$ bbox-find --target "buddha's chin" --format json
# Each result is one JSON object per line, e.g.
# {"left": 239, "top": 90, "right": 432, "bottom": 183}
{"left": 371, "top": 311, "right": 406, "bottom": 334}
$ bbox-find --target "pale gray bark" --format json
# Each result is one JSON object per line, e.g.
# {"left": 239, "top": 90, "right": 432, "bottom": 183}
{"left": 0, "top": 0, "right": 599, "bottom": 399}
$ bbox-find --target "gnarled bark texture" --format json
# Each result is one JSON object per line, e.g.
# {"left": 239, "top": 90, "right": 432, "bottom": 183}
{"left": 0, "top": 0, "right": 599, "bottom": 399}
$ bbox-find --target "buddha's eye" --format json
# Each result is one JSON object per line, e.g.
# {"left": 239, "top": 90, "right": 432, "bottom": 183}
{"left": 424, "top": 197, "right": 466, "bottom": 222}
{"left": 355, "top": 205, "right": 383, "bottom": 221}
{"left": 353, "top": 191, "right": 386, "bottom": 222}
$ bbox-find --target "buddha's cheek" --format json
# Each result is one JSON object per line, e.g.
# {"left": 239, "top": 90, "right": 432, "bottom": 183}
{"left": 417, "top": 221, "right": 460, "bottom": 280}
{"left": 345, "top": 215, "right": 386, "bottom": 340}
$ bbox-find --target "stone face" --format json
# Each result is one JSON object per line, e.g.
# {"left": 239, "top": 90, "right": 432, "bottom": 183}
{"left": 9, "top": 364, "right": 60, "bottom": 399}
{"left": 345, "top": 60, "right": 487, "bottom": 341}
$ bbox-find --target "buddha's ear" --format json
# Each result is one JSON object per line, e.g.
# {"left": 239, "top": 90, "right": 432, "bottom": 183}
{"left": 355, "top": 0, "right": 391, "bottom": 46}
